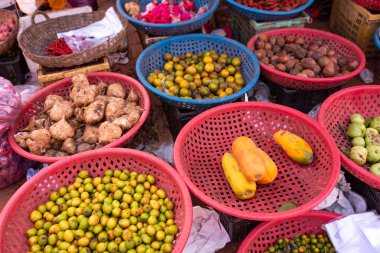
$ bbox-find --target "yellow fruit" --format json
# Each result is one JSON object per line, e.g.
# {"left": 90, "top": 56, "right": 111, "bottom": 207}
{"left": 273, "top": 130, "right": 313, "bottom": 165}
{"left": 236, "top": 78, "right": 245, "bottom": 86}
{"left": 164, "top": 63, "right": 173, "bottom": 72}
{"left": 225, "top": 87, "right": 234, "bottom": 95}
{"left": 209, "top": 83, "right": 219, "bottom": 94}
{"left": 179, "top": 80, "right": 190, "bottom": 89}
{"left": 226, "top": 76, "right": 235, "bottom": 83}
{"left": 232, "top": 57, "right": 241, "bottom": 66}
{"left": 175, "top": 76, "right": 184, "bottom": 84}
{"left": 219, "top": 92, "right": 228, "bottom": 98}
{"left": 147, "top": 76, "right": 155, "bottom": 84}
{"left": 202, "top": 77, "right": 211, "bottom": 85}
{"left": 203, "top": 56, "right": 213, "bottom": 64}
{"left": 204, "top": 63, "right": 214, "bottom": 73}
{"left": 179, "top": 88, "right": 191, "bottom": 97}
{"left": 235, "top": 73, "right": 243, "bottom": 79}
{"left": 169, "top": 86, "right": 180, "bottom": 95}
{"left": 30, "top": 210, "right": 42, "bottom": 222}
{"left": 165, "top": 80, "right": 174, "bottom": 89}
{"left": 186, "top": 66, "right": 197, "bottom": 75}
{"left": 184, "top": 74, "right": 194, "bottom": 82}
{"left": 157, "top": 73, "right": 165, "bottom": 79}
{"left": 220, "top": 69, "right": 229, "bottom": 78}
{"left": 199, "top": 86, "right": 210, "bottom": 96}
{"left": 221, "top": 153, "right": 257, "bottom": 200}
{"left": 227, "top": 66, "right": 236, "bottom": 75}
{"left": 174, "top": 64, "right": 184, "bottom": 71}
{"left": 153, "top": 79, "right": 162, "bottom": 87}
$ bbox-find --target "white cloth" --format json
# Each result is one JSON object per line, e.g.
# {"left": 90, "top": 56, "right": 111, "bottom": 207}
{"left": 184, "top": 206, "right": 230, "bottom": 253}
{"left": 57, "top": 7, "right": 123, "bottom": 53}
{"left": 324, "top": 212, "right": 380, "bottom": 253}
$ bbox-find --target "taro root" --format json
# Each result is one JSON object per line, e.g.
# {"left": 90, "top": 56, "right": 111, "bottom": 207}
{"left": 74, "top": 107, "right": 85, "bottom": 123}
{"left": 264, "top": 43, "right": 273, "bottom": 51}
{"left": 97, "top": 80, "right": 108, "bottom": 95}
{"left": 275, "top": 63, "right": 286, "bottom": 72}
{"left": 258, "top": 34, "right": 268, "bottom": 43}
{"left": 289, "top": 68, "right": 301, "bottom": 75}
{"left": 294, "top": 37, "right": 305, "bottom": 45}
{"left": 49, "top": 118, "right": 75, "bottom": 141}
{"left": 285, "top": 59, "right": 297, "bottom": 71}
{"left": 285, "top": 35, "right": 295, "bottom": 44}
{"left": 15, "top": 132, "right": 29, "bottom": 149}
{"left": 294, "top": 48, "right": 307, "bottom": 59}
{"left": 270, "top": 55, "right": 280, "bottom": 65}
{"left": 308, "top": 44, "right": 320, "bottom": 52}
{"left": 327, "top": 49, "right": 336, "bottom": 57}
{"left": 49, "top": 100, "right": 74, "bottom": 122}
{"left": 302, "top": 69, "right": 316, "bottom": 78}
{"left": 26, "top": 129, "right": 51, "bottom": 155}
{"left": 83, "top": 125, "right": 98, "bottom": 144}
{"left": 55, "top": 151, "right": 67, "bottom": 157}
{"left": 105, "top": 97, "right": 125, "bottom": 120}
{"left": 51, "top": 139, "right": 63, "bottom": 150}
{"left": 77, "top": 143, "right": 95, "bottom": 153}
{"left": 301, "top": 58, "right": 317, "bottom": 69}
{"left": 312, "top": 64, "right": 322, "bottom": 75}
{"left": 297, "top": 72, "right": 308, "bottom": 78}
{"left": 266, "top": 51, "right": 274, "bottom": 58}
{"left": 347, "top": 61, "right": 359, "bottom": 72}
{"left": 97, "top": 122, "right": 123, "bottom": 145}
{"left": 255, "top": 40, "right": 265, "bottom": 49}
{"left": 322, "top": 64, "right": 337, "bottom": 77}
{"left": 268, "top": 36, "right": 276, "bottom": 45}
{"left": 261, "top": 57, "right": 270, "bottom": 65}
{"left": 113, "top": 116, "right": 134, "bottom": 131}
{"left": 254, "top": 49, "right": 265, "bottom": 60}
{"left": 44, "top": 95, "right": 64, "bottom": 112}
{"left": 278, "top": 54, "right": 290, "bottom": 64}
{"left": 107, "top": 83, "right": 126, "bottom": 98}
{"left": 337, "top": 55, "right": 347, "bottom": 68}
{"left": 70, "top": 74, "right": 98, "bottom": 107}
{"left": 318, "top": 56, "right": 330, "bottom": 68}
{"left": 311, "top": 51, "right": 324, "bottom": 61}
{"left": 272, "top": 45, "right": 281, "bottom": 54}
{"left": 126, "top": 90, "right": 139, "bottom": 103}
{"left": 83, "top": 100, "right": 106, "bottom": 125}
{"left": 276, "top": 37, "right": 286, "bottom": 47}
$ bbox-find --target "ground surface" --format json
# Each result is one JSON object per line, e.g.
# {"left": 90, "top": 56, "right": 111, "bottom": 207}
{"left": 0, "top": 1, "right": 379, "bottom": 252}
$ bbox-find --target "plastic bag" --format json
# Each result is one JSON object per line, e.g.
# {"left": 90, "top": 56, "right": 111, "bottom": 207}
{"left": 13, "top": 74, "right": 43, "bottom": 104}
{"left": 0, "top": 77, "right": 21, "bottom": 133}
{"left": 359, "top": 68, "right": 374, "bottom": 84}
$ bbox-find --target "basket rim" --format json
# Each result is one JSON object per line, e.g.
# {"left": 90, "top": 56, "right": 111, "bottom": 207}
{"left": 237, "top": 210, "right": 341, "bottom": 253}
{"left": 0, "top": 148, "right": 193, "bottom": 253}
{"left": 7, "top": 72, "right": 151, "bottom": 164}
{"left": 116, "top": 0, "right": 220, "bottom": 29}
{"left": 246, "top": 28, "right": 366, "bottom": 86}
{"left": 136, "top": 34, "right": 260, "bottom": 106}
{"left": 173, "top": 101, "right": 341, "bottom": 221}
{"left": 317, "top": 85, "right": 380, "bottom": 189}
{"left": 0, "top": 9, "right": 19, "bottom": 55}
{"left": 374, "top": 27, "right": 380, "bottom": 51}
{"left": 225, "top": 0, "right": 314, "bottom": 16}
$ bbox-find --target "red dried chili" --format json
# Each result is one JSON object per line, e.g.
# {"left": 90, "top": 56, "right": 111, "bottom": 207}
{"left": 46, "top": 38, "right": 73, "bottom": 57}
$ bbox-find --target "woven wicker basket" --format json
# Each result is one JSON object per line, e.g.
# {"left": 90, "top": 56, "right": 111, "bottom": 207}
{"left": 0, "top": 9, "right": 19, "bottom": 55}
{"left": 19, "top": 10, "right": 128, "bottom": 68}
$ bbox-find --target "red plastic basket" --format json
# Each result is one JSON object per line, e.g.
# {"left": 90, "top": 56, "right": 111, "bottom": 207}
{"left": 246, "top": 28, "right": 366, "bottom": 90}
{"left": 8, "top": 72, "right": 150, "bottom": 164}
{"left": 318, "top": 85, "right": 380, "bottom": 190}
{"left": 237, "top": 211, "right": 340, "bottom": 253}
{"left": 354, "top": 0, "right": 380, "bottom": 11}
{"left": 174, "top": 102, "right": 341, "bottom": 221}
{"left": 0, "top": 148, "right": 193, "bottom": 253}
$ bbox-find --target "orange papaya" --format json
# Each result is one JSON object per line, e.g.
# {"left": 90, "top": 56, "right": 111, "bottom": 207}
{"left": 255, "top": 148, "right": 278, "bottom": 184}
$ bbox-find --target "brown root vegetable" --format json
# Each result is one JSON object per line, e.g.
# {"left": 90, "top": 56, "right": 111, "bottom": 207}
{"left": 74, "top": 108, "right": 85, "bottom": 123}
{"left": 124, "top": 110, "right": 141, "bottom": 125}
{"left": 113, "top": 116, "right": 134, "bottom": 131}
{"left": 127, "top": 89, "right": 139, "bottom": 103}
{"left": 302, "top": 69, "right": 316, "bottom": 78}
{"left": 318, "top": 56, "right": 330, "bottom": 68}
{"left": 294, "top": 48, "right": 307, "bottom": 59}
{"left": 51, "top": 139, "right": 63, "bottom": 150}
{"left": 327, "top": 50, "right": 336, "bottom": 57}
{"left": 107, "top": 83, "right": 126, "bottom": 98}
{"left": 121, "top": 103, "right": 144, "bottom": 116}
{"left": 97, "top": 80, "right": 108, "bottom": 95}
{"left": 83, "top": 125, "right": 99, "bottom": 144}
{"left": 322, "top": 64, "right": 337, "bottom": 77}
{"left": 83, "top": 100, "right": 106, "bottom": 125}
{"left": 105, "top": 97, "right": 125, "bottom": 120}
{"left": 294, "top": 63, "right": 304, "bottom": 72}
{"left": 44, "top": 95, "right": 64, "bottom": 112}
{"left": 77, "top": 143, "right": 95, "bottom": 153}
{"left": 62, "top": 138, "right": 76, "bottom": 155}
{"left": 312, "top": 40, "right": 323, "bottom": 47}
{"left": 255, "top": 40, "right": 265, "bottom": 49}
{"left": 284, "top": 44, "right": 299, "bottom": 54}
{"left": 275, "top": 63, "right": 286, "bottom": 72}
{"left": 258, "top": 34, "right": 268, "bottom": 43}
{"left": 55, "top": 151, "right": 68, "bottom": 157}
{"left": 289, "top": 68, "right": 301, "bottom": 75}
{"left": 268, "top": 36, "right": 276, "bottom": 45}
{"left": 311, "top": 51, "right": 324, "bottom": 61}
{"left": 49, "top": 118, "right": 75, "bottom": 141}
{"left": 278, "top": 54, "right": 289, "bottom": 64}
{"left": 49, "top": 100, "right": 74, "bottom": 122}
{"left": 337, "top": 55, "right": 347, "bottom": 68}
{"left": 261, "top": 57, "right": 270, "bottom": 65}
{"left": 317, "top": 46, "right": 329, "bottom": 56}
{"left": 266, "top": 51, "right": 274, "bottom": 58}
{"left": 264, "top": 43, "right": 272, "bottom": 51}
{"left": 97, "top": 122, "right": 123, "bottom": 145}
{"left": 308, "top": 44, "right": 319, "bottom": 52}
{"left": 270, "top": 55, "right": 280, "bottom": 65}
{"left": 301, "top": 58, "right": 317, "bottom": 69}
{"left": 45, "top": 149, "right": 57, "bottom": 157}
{"left": 26, "top": 129, "right": 51, "bottom": 155}
{"left": 285, "top": 60, "right": 297, "bottom": 71}
{"left": 272, "top": 45, "right": 281, "bottom": 54}
{"left": 254, "top": 49, "right": 265, "bottom": 60}
{"left": 70, "top": 74, "right": 98, "bottom": 107}
{"left": 296, "top": 72, "right": 308, "bottom": 78}
{"left": 268, "top": 64, "right": 275, "bottom": 69}
{"left": 285, "top": 35, "right": 295, "bottom": 44}
{"left": 276, "top": 37, "right": 285, "bottom": 47}
{"left": 294, "top": 37, "right": 305, "bottom": 45}
{"left": 347, "top": 61, "right": 359, "bottom": 71}
{"left": 15, "top": 132, "right": 29, "bottom": 148}
{"left": 74, "top": 128, "right": 84, "bottom": 139}
{"left": 95, "top": 143, "right": 104, "bottom": 149}
{"left": 312, "top": 64, "right": 322, "bottom": 75}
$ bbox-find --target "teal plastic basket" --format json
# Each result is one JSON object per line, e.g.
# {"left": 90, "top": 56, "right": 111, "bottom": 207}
{"left": 136, "top": 34, "right": 260, "bottom": 110}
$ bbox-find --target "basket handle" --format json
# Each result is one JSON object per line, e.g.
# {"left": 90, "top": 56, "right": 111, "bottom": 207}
{"left": 31, "top": 10, "right": 50, "bottom": 25}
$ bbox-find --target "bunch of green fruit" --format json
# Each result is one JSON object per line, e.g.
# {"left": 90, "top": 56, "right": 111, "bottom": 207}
{"left": 346, "top": 114, "right": 380, "bottom": 177}
{"left": 147, "top": 50, "right": 245, "bottom": 99}
{"left": 264, "top": 232, "right": 335, "bottom": 253}
{"left": 26, "top": 169, "right": 178, "bottom": 253}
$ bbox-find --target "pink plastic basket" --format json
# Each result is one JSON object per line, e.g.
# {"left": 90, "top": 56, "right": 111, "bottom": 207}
{"left": 174, "top": 102, "right": 341, "bottom": 221}
{"left": 0, "top": 148, "right": 193, "bottom": 253}
{"left": 246, "top": 28, "right": 366, "bottom": 90}
{"left": 237, "top": 211, "right": 340, "bottom": 253}
{"left": 8, "top": 72, "right": 150, "bottom": 164}
{"left": 318, "top": 85, "right": 380, "bottom": 190}
{"left": 354, "top": 0, "right": 380, "bottom": 11}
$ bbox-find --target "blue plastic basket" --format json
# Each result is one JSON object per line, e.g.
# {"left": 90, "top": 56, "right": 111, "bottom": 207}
{"left": 116, "top": 0, "right": 219, "bottom": 36}
{"left": 225, "top": 0, "right": 315, "bottom": 21}
{"left": 375, "top": 27, "right": 380, "bottom": 50}
{"left": 136, "top": 34, "right": 260, "bottom": 110}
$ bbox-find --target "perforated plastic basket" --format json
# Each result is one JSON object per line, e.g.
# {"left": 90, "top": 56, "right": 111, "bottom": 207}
{"left": 237, "top": 211, "right": 340, "bottom": 252}
{"left": 318, "top": 85, "right": 380, "bottom": 190}
{"left": 354, "top": 0, "right": 380, "bottom": 11}
{"left": 116, "top": 0, "right": 219, "bottom": 36}
{"left": 225, "top": 0, "right": 314, "bottom": 21}
{"left": 174, "top": 102, "right": 341, "bottom": 221}
{"left": 136, "top": 34, "right": 260, "bottom": 110}
{"left": 0, "top": 148, "right": 193, "bottom": 253}
{"left": 247, "top": 28, "right": 366, "bottom": 90}
{"left": 375, "top": 27, "right": 380, "bottom": 50}
{"left": 8, "top": 72, "right": 150, "bottom": 164}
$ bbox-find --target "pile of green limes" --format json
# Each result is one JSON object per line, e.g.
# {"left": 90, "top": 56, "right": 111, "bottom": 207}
{"left": 26, "top": 169, "right": 178, "bottom": 253}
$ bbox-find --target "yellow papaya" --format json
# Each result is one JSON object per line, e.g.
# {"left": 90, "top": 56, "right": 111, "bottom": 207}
{"left": 273, "top": 130, "right": 313, "bottom": 165}
{"left": 231, "top": 136, "right": 266, "bottom": 181}
{"left": 256, "top": 148, "right": 278, "bottom": 184}
{"left": 221, "top": 153, "right": 257, "bottom": 200}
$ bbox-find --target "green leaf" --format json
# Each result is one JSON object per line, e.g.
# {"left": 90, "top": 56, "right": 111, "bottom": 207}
{"left": 277, "top": 202, "right": 297, "bottom": 212}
